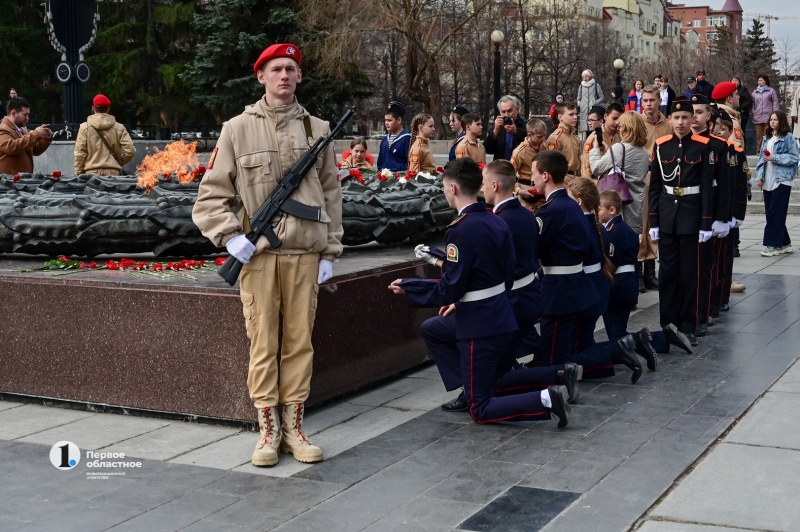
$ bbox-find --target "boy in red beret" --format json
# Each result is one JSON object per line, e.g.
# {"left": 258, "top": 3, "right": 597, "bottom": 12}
{"left": 74, "top": 93, "right": 136, "bottom": 176}
{"left": 193, "top": 44, "right": 342, "bottom": 468}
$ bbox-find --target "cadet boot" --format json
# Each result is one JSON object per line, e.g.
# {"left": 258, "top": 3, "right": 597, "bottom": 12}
{"left": 556, "top": 363, "right": 583, "bottom": 403}
{"left": 547, "top": 386, "right": 571, "bottom": 428}
{"left": 611, "top": 335, "right": 642, "bottom": 384}
{"left": 638, "top": 267, "right": 647, "bottom": 294}
{"left": 696, "top": 324, "right": 708, "bottom": 337}
{"left": 730, "top": 282, "right": 746, "bottom": 292}
{"left": 252, "top": 406, "right": 281, "bottom": 467}
{"left": 663, "top": 324, "right": 693, "bottom": 354}
{"left": 441, "top": 390, "right": 468, "bottom": 412}
{"left": 632, "top": 328, "right": 658, "bottom": 371}
{"left": 643, "top": 260, "right": 659, "bottom": 290}
{"left": 280, "top": 404, "right": 324, "bottom": 463}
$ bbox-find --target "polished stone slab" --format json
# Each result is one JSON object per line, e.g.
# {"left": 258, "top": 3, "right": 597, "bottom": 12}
{"left": 457, "top": 486, "right": 580, "bottom": 532}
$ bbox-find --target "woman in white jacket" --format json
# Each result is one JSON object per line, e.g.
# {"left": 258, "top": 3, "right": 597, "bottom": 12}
{"left": 589, "top": 111, "right": 650, "bottom": 235}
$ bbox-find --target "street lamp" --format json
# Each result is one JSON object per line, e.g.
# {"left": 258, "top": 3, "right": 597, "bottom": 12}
{"left": 491, "top": 30, "right": 504, "bottom": 108}
{"left": 613, "top": 58, "right": 625, "bottom": 88}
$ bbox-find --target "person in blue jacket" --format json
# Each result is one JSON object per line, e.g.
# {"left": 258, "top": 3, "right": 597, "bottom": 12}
{"left": 377, "top": 101, "right": 411, "bottom": 172}
{"left": 389, "top": 157, "right": 571, "bottom": 426}
{"left": 449, "top": 104, "right": 469, "bottom": 161}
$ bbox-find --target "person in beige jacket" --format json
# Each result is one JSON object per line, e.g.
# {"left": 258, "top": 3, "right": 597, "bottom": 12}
{"left": 192, "top": 43, "right": 343, "bottom": 468}
{"left": 74, "top": 94, "right": 135, "bottom": 176}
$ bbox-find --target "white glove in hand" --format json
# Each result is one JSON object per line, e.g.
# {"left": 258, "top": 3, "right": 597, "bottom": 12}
{"left": 648, "top": 227, "right": 660, "bottom": 241}
{"left": 226, "top": 234, "right": 256, "bottom": 264}
{"left": 414, "top": 244, "right": 439, "bottom": 266}
{"left": 317, "top": 259, "right": 333, "bottom": 284}
{"left": 711, "top": 221, "right": 730, "bottom": 238}
{"left": 729, "top": 218, "right": 737, "bottom": 229}
{"left": 699, "top": 230, "right": 713, "bottom": 243}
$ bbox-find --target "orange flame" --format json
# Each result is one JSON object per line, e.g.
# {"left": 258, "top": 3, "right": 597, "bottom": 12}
{"left": 136, "top": 140, "right": 200, "bottom": 192}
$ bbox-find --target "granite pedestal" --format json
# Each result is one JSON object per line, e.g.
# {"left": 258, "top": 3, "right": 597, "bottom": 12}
{"left": 0, "top": 245, "right": 436, "bottom": 422}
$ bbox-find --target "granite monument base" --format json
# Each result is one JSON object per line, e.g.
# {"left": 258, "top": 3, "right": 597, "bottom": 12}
{"left": 0, "top": 245, "right": 437, "bottom": 422}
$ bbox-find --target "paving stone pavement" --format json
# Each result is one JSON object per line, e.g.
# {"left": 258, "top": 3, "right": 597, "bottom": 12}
{"left": 1, "top": 214, "right": 799, "bottom": 532}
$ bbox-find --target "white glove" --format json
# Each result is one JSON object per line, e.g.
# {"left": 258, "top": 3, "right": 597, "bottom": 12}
{"left": 729, "top": 218, "right": 737, "bottom": 229}
{"left": 699, "top": 230, "right": 713, "bottom": 243}
{"left": 711, "top": 221, "right": 730, "bottom": 238}
{"left": 414, "top": 244, "right": 439, "bottom": 266}
{"left": 317, "top": 259, "right": 333, "bottom": 284}
{"left": 226, "top": 234, "right": 256, "bottom": 264}
{"left": 649, "top": 227, "right": 660, "bottom": 241}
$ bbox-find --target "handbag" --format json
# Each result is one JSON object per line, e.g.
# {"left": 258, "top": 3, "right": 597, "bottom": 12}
{"left": 597, "top": 144, "right": 633, "bottom": 205}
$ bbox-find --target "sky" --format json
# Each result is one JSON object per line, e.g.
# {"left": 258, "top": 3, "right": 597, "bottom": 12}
{"left": 673, "top": 0, "right": 800, "bottom": 66}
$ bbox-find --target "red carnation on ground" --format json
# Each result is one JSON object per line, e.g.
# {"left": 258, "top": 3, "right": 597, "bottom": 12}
{"left": 348, "top": 168, "right": 364, "bottom": 184}
{"left": 13, "top": 174, "right": 20, "bottom": 182}
{"left": 79, "top": 263, "right": 88, "bottom": 269}
{"left": 89, "top": 261, "right": 97, "bottom": 269}
{"left": 52, "top": 171, "right": 62, "bottom": 178}
{"left": 436, "top": 166, "right": 444, "bottom": 173}
{"left": 215, "top": 257, "right": 226, "bottom": 266}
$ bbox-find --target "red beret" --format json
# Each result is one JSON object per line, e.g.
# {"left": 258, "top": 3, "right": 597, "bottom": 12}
{"left": 711, "top": 81, "right": 737, "bottom": 101}
{"left": 92, "top": 94, "right": 111, "bottom": 107}
{"left": 253, "top": 43, "right": 302, "bottom": 73}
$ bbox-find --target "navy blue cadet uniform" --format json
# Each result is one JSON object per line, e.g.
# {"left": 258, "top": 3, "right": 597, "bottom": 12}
{"left": 718, "top": 142, "right": 748, "bottom": 308}
{"left": 649, "top": 129, "right": 715, "bottom": 334}
{"left": 490, "top": 197, "right": 565, "bottom": 395}
{"left": 377, "top": 129, "right": 411, "bottom": 172}
{"left": 407, "top": 203, "right": 552, "bottom": 423}
{"left": 576, "top": 213, "right": 611, "bottom": 352}
{"left": 534, "top": 189, "right": 600, "bottom": 366}
{"left": 449, "top": 132, "right": 466, "bottom": 161}
{"left": 602, "top": 214, "right": 640, "bottom": 341}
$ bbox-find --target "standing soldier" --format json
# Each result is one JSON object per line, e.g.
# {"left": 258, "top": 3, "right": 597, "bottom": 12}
{"left": 74, "top": 94, "right": 136, "bottom": 176}
{"left": 449, "top": 105, "right": 469, "bottom": 161}
{"left": 581, "top": 103, "right": 623, "bottom": 178}
{"left": 377, "top": 101, "right": 411, "bottom": 172}
{"left": 454, "top": 113, "right": 486, "bottom": 164}
{"left": 192, "top": 44, "right": 342, "bottom": 467}
{"left": 546, "top": 104, "right": 582, "bottom": 176}
{"left": 648, "top": 99, "right": 716, "bottom": 346}
{"left": 640, "top": 85, "right": 673, "bottom": 293}
{"left": 712, "top": 82, "right": 744, "bottom": 149}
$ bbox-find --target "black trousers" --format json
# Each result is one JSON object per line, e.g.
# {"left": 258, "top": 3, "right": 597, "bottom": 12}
{"left": 763, "top": 185, "right": 792, "bottom": 248}
{"left": 658, "top": 232, "right": 703, "bottom": 333}
{"left": 698, "top": 237, "right": 715, "bottom": 323}
{"left": 720, "top": 228, "right": 738, "bottom": 305}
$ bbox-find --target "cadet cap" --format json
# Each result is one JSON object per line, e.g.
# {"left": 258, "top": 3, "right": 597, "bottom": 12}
{"left": 92, "top": 94, "right": 111, "bottom": 107}
{"left": 253, "top": 43, "right": 302, "bottom": 73}
{"left": 671, "top": 98, "right": 692, "bottom": 114}
{"left": 387, "top": 101, "right": 406, "bottom": 117}
{"left": 690, "top": 94, "right": 709, "bottom": 105}
{"left": 452, "top": 105, "right": 470, "bottom": 116}
{"left": 711, "top": 81, "right": 737, "bottom": 100}
{"left": 717, "top": 108, "right": 732, "bottom": 122}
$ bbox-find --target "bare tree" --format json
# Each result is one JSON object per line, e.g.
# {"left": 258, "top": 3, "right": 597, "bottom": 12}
{"left": 774, "top": 36, "right": 800, "bottom": 109}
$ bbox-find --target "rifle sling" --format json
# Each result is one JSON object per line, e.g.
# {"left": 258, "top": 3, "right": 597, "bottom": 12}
{"left": 90, "top": 126, "right": 122, "bottom": 166}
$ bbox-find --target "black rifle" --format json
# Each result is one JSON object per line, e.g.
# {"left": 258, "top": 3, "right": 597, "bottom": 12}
{"left": 218, "top": 106, "right": 355, "bottom": 286}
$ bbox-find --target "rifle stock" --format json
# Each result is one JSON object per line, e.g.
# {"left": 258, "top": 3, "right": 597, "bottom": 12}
{"left": 217, "top": 106, "right": 355, "bottom": 286}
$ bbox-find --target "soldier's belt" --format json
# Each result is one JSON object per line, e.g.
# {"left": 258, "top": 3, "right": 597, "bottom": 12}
{"left": 461, "top": 282, "right": 506, "bottom": 303}
{"left": 542, "top": 263, "right": 583, "bottom": 275}
{"left": 665, "top": 185, "right": 700, "bottom": 196}
{"left": 583, "top": 262, "right": 601, "bottom": 274}
{"left": 616, "top": 264, "right": 636, "bottom": 274}
{"left": 512, "top": 271, "right": 537, "bottom": 290}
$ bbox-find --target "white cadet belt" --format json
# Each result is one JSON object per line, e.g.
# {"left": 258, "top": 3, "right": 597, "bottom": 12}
{"left": 461, "top": 282, "right": 506, "bottom": 303}
{"left": 542, "top": 263, "right": 583, "bottom": 275}
{"left": 616, "top": 264, "right": 636, "bottom": 273}
{"left": 512, "top": 271, "right": 537, "bottom": 291}
{"left": 584, "top": 262, "right": 601, "bottom": 274}
{"left": 665, "top": 185, "right": 700, "bottom": 196}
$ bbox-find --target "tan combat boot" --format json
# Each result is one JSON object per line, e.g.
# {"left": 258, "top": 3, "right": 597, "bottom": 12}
{"left": 252, "top": 406, "right": 281, "bottom": 467}
{"left": 280, "top": 403, "right": 323, "bottom": 463}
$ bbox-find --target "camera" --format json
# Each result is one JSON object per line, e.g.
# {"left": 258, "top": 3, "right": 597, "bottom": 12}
{"left": 502, "top": 116, "right": 513, "bottom": 126}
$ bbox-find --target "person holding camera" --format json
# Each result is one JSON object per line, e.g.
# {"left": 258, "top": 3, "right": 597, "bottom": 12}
{"left": 484, "top": 95, "right": 526, "bottom": 161}
{"left": 0, "top": 97, "right": 52, "bottom": 175}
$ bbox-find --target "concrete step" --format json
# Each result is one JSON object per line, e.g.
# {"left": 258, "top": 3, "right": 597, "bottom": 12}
{"left": 749, "top": 188, "right": 800, "bottom": 202}
{"left": 746, "top": 202, "right": 800, "bottom": 215}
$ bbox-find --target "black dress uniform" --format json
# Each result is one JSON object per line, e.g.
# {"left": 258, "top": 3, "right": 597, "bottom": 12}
{"left": 576, "top": 213, "right": 611, "bottom": 353}
{"left": 534, "top": 189, "right": 600, "bottom": 366}
{"left": 717, "top": 141, "right": 748, "bottom": 309}
{"left": 405, "top": 203, "right": 565, "bottom": 424}
{"left": 649, "top": 105, "right": 716, "bottom": 335}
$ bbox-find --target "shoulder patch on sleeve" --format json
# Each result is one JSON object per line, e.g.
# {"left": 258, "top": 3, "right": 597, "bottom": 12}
{"left": 411, "top": 153, "right": 419, "bottom": 163}
{"left": 691, "top": 134, "right": 710, "bottom": 144}
{"left": 446, "top": 243, "right": 459, "bottom": 262}
{"left": 455, "top": 150, "right": 464, "bottom": 158}
{"left": 536, "top": 216, "right": 544, "bottom": 234}
{"left": 655, "top": 134, "right": 673, "bottom": 145}
{"left": 734, "top": 128, "right": 743, "bottom": 140}
{"left": 207, "top": 147, "right": 218, "bottom": 169}
{"left": 547, "top": 142, "right": 557, "bottom": 150}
